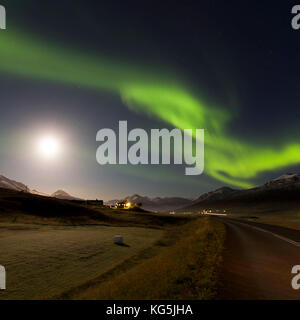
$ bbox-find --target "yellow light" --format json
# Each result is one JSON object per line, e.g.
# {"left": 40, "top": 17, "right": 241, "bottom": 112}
{"left": 126, "top": 202, "right": 131, "bottom": 208}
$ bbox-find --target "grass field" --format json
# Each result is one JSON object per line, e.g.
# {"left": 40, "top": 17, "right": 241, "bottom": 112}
{"left": 222, "top": 205, "right": 300, "bottom": 231}
{"left": 68, "top": 218, "right": 225, "bottom": 300}
{"left": 229, "top": 212, "right": 300, "bottom": 230}
{"left": 0, "top": 188, "right": 226, "bottom": 300}
{"left": 0, "top": 223, "right": 162, "bottom": 299}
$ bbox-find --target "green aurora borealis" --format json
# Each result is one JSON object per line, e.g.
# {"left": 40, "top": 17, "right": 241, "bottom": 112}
{"left": 1, "top": 28, "right": 300, "bottom": 189}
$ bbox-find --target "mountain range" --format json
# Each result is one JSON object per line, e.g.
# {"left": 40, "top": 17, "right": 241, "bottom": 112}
{"left": 180, "top": 173, "right": 300, "bottom": 212}
{"left": 106, "top": 173, "right": 300, "bottom": 212}
{"left": 0, "top": 174, "right": 81, "bottom": 201}
{"left": 0, "top": 175, "right": 30, "bottom": 192}
{"left": 105, "top": 194, "right": 193, "bottom": 212}
{"left": 2, "top": 172, "right": 300, "bottom": 212}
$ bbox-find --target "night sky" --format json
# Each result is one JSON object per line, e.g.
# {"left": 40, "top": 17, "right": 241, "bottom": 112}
{"left": 0, "top": 0, "right": 300, "bottom": 200}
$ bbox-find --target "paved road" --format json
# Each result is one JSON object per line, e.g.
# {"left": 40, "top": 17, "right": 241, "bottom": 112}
{"left": 216, "top": 218, "right": 300, "bottom": 300}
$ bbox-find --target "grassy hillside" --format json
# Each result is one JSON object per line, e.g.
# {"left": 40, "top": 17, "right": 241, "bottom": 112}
{"left": 0, "top": 187, "right": 191, "bottom": 228}
{"left": 0, "top": 188, "right": 108, "bottom": 223}
{"left": 1, "top": 187, "right": 223, "bottom": 300}
{"left": 66, "top": 217, "right": 225, "bottom": 300}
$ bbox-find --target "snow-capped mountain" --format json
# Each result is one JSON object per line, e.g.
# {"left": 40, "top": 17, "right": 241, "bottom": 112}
{"left": 192, "top": 187, "right": 237, "bottom": 203}
{"left": 0, "top": 175, "right": 30, "bottom": 192}
{"left": 51, "top": 189, "right": 82, "bottom": 201}
{"left": 30, "top": 189, "right": 50, "bottom": 197}
{"left": 0, "top": 174, "right": 81, "bottom": 200}
{"left": 180, "top": 173, "right": 300, "bottom": 212}
{"left": 264, "top": 173, "right": 300, "bottom": 188}
{"left": 106, "top": 194, "right": 193, "bottom": 212}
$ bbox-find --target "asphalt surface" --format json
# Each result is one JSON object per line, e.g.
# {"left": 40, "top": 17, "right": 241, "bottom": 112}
{"left": 216, "top": 218, "right": 300, "bottom": 300}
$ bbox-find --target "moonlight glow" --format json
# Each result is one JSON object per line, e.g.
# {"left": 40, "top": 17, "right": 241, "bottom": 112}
{"left": 37, "top": 136, "right": 60, "bottom": 159}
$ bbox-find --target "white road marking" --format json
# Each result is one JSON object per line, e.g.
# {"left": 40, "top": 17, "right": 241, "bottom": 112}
{"left": 232, "top": 220, "right": 300, "bottom": 247}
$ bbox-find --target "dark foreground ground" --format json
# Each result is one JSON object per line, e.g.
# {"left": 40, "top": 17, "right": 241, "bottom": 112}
{"left": 0, "top": 188, "right": 225, "bottom": 300}
{"left": 216, "top": 218, "right": 300, "bottom": 300}
{"left": 2, "top": 187, "right": 300, "bottom": 300}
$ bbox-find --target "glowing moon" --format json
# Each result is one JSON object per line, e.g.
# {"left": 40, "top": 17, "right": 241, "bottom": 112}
{"left": 37, "top": 136, "right": 60, "bottom": 159}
